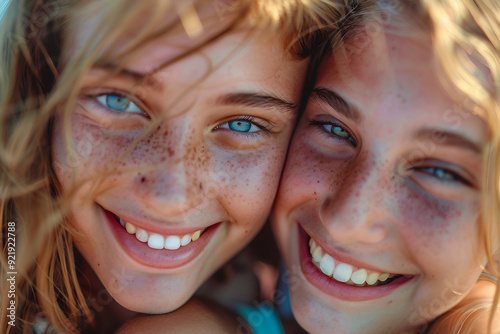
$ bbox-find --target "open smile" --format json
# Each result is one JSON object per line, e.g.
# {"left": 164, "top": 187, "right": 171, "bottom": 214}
{"left": 114, "top": 214, "right": 206, "bottom": 250}
{"left": 298, "top": 225, "right": 415, "bottom": 301}
{"left": 309, "top": 237, "right": 402, "bottom": 287}
{"left": 102, "top": 206, "right": 221, "bottom": 269}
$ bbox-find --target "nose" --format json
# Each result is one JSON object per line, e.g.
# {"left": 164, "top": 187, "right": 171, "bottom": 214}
{"left": 320, "top": 155, "right": 393, "bottom": 245}
{"left": 132, "top": 124, "right": 209, "bottom": 218}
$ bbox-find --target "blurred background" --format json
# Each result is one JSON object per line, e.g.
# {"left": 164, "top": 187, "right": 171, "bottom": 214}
{"left": 0, "top": 0, "right": 9, "bottom": 20}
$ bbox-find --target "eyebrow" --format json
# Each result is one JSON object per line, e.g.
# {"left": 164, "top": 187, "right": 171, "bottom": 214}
{"left": 310, "top": 87, "right": 362, "bottom": 121}
{"left": 415, "top": 127, "right": 483, "bottom": 154}
{"left": 216, "top": 92, "right": 297, "bottom": 114}
{"left": 96, "top": 64, "right": 163, "bottom": 90}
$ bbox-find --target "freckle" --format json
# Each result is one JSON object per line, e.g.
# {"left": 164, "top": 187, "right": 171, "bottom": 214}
{"left": 167, "top": 147, "right": 174, "bottom": 157}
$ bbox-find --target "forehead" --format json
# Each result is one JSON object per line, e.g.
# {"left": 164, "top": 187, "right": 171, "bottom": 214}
{"left": 66, "top": 0, "right": 262, "bottom": 70}
{"left": 67, "top": 1, "right": 303, "bottom": 93}
{"left": 121, "top": 30, "right": 293, "bottom": 89}
{"left": 69, "top": 0, "right": 241, "bottom": 42}
{"left": 315, "top": 28, "right": 488, "bottom": 142}
{"left": 318, "top": 29, "right": 436, "bottom": 99}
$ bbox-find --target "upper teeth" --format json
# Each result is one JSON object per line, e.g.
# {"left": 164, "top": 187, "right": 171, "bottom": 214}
{"left": 118, "top": 217, "right": 203, "bottom": 250}
{"left": 309, "top": 238, "right": 394, "bottom": 286}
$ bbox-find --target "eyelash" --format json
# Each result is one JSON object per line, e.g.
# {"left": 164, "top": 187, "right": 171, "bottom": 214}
{"left": 85, "top": 91, "right": 149, "bottom": 117}
{"left": 308, "top": 117, "right": 472, "bottom": 187}
{"left": 411, "top": 165, "right": 472, "bottom": 186}
{"left": 84, "top": 91, "right": 273, "bottom": 140}
{"left": 309, "top": 120, "right": 358, "bottom": 147}
{"left": 213, "top": 115, "right": 272, "bottom": 137}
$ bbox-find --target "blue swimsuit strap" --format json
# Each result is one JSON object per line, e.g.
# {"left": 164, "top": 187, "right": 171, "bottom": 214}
{"left": 234, "top": 303, "right": 285, "bottom": 334}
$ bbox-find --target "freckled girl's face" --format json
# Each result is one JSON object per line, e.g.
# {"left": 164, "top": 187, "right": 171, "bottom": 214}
{"left": 52, "top": 6, "right": 307, "bottom": 313}
{"left": 272, "top": 27, "right": 488, "bottom": 333}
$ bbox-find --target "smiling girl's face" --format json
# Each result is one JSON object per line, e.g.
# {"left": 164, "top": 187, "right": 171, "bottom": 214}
{"left": 51, "top": 5, "right": 307, "bottom": 314}
{"left": 272, "top": 25, "right": 488, "bottom": 333}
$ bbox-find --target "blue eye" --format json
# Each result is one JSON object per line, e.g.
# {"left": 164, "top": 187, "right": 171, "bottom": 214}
{"left": 229, "top": 120, "right": 251, "bottom": 132}
{"left": 311, "top": 120, "right": 357, "bottom": 147}
{"left": 418, "top": 167, "right": 466, "bottom": 183}
{"left": 332, "top": 125, "right": 350, "bottom": 139}
{"left": 219, "top": 120, "right": 261, "bottom": 133}
{"left": 95, "top": 94, "right": 143, "bottom": 114}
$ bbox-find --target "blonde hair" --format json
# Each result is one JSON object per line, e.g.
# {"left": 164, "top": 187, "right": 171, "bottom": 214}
{"left": 349, "top": 0, "right": 500, "bottom": 332}
{"left": 0, "top": 0, "right": 345, "bottom": 333}
{"left": 414, "top": 0, "right": 500, "bottom": 332}
{"left": 428, "top": 297, "right": 500, "bottom": 334}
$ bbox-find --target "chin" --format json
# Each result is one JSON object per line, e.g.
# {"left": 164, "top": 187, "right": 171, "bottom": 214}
{"left": 100, "top": 273, "right": 196, "bottom": 315}
{"left": 115, "top": 291, "right": 192, "bottom": 314}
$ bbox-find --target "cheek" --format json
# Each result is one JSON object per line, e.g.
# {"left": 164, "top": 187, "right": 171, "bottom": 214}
{"left": 217, "top": 145, "right": 287, "bottom": 226}
{"left": 278, "top": 131, "right": 351, "bottom": 208}
{"left": 279, "top": 135, "right": 319, "bottom": 203}
{"left": 393, "top": 183, "right": 482, "bottom": 279}
{"left": 52, "top": 115, "right": 139, "bottom": 183}
{"left": 394, "top": 182, "right": 479, "bottom": 248}
{"left": 396, "top": 185, "right": 462, "bottom": 228}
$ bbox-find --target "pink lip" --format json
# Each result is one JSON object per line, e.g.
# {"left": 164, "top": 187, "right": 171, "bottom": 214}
{"left": 104, "top": 209, "right": 220, "bottom": 269}
{"left": 298, "top": 225, "right": 414, "bottom": 302}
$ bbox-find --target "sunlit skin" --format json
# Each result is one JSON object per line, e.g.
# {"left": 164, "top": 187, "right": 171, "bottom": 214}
{"left": 272, "top": 23, "right": 488, "bottom": 334}
{"left": 51, "top": 4, "right": 307, "bottom": 326}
